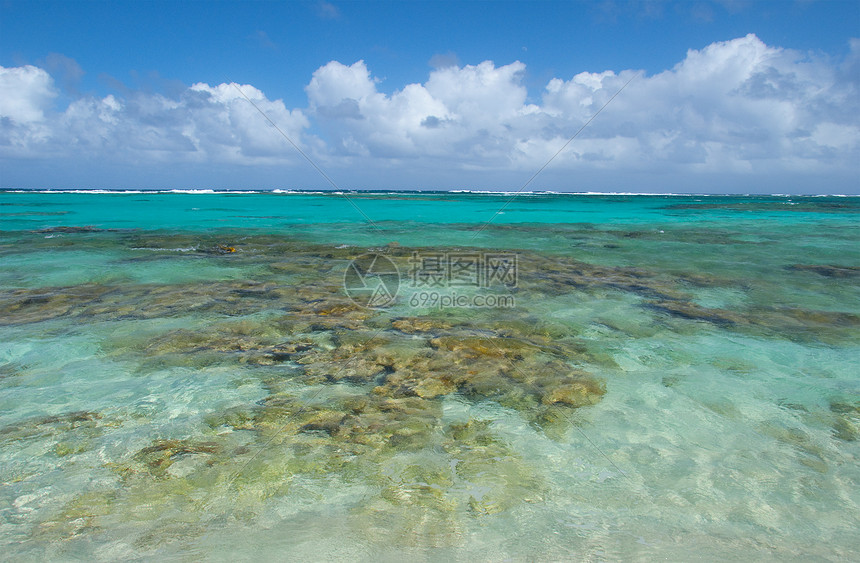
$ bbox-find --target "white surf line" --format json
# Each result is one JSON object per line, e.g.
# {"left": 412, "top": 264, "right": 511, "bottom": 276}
{"left": 471, "top": 70, "right": 641, "bottom": 239}
{"left": 228, "top": 81, "right": 384, "bottom": 234}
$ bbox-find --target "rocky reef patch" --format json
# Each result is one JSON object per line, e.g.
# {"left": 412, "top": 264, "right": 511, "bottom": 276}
{"left": 2, "top": 227, "right": 857, "bottom": 553}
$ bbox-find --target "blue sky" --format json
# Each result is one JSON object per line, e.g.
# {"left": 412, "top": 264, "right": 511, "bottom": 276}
{"left": 1, "top": 0, "right": 858, "bottom": 193}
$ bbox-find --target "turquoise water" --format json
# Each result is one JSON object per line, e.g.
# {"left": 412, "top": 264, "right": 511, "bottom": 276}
{"left": 1, "top": 191, "right": 858, "bottom": 560}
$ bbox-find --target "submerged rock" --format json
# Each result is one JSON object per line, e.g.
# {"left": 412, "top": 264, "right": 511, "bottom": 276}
{"left": 830, "top": 400, "right": 859, "bottom": 442}
{"left": 131, "top": 439, "right": 221, "bottom": 479}
{"left": 646, "top": 300, "right": 741, "bottom": 326}
{"left": 0, "top": 410, "right": 103, "bottom": 443}
{"left": 645, "top": 297, "right": 860, "bottom": 344}
{"left": 391, "top": 316, "right": 453, "bottom": 334}
{"left": 786, "top": 264, "right": 860, "bottom": 278}
{"left": 33, "top": 226, "right": 117, "bottom": 233}
{"left": 34, "top": 490, "right": 118, "bottom": 541}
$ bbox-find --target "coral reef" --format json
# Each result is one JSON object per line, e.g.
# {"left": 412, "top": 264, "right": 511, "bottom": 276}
{"left": 3, "top": 226, "right": 857, "bottom": 551}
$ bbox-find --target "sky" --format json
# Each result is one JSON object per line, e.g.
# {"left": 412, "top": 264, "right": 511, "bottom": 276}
{"left": 1, "top": 0, "right": 858, "bottom": 193}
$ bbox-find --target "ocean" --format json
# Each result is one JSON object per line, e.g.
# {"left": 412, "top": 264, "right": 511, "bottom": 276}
{"left": 1, "top": 190, "right": 858, "bottom": 560}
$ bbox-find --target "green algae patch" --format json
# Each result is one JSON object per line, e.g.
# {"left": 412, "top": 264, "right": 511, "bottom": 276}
{"left": 829, "top": 400, "right": 859, "bottom": 442}
{"left": 34, "top": 490, "right": 119, "bottom": 541}
{"left": 0, "top": 410, "right": 105, "bottom": 446}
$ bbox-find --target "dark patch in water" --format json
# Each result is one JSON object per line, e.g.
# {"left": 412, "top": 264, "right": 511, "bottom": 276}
{"left": 33, "top": 226, "right": 129, "bottom": 233}
{"left": 0, "top": 211, "right": 70, "bottom": 217}
{"left": 645, "top": 300, "right": 738, "bottom": 326}
{"left": 786, "top": 264, "right": 860, "bottom": 279}
{"left": 0, "top": 411, "right": 104, "bottom": 454}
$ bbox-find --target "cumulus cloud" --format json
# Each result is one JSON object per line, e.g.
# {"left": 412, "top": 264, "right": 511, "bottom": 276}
{"left": 1, "top": 34, "right": 858, "bottom": 191}
{"left": 305, "top": 59, "right": 536, "bottom": 163}
{"left": 0, "top": 69, "right": 310, "bottom": 166}
{"left": 535, "top": 34, "right": 842, "bottom": 173}
{"left": 0, "top": 65, "right": 56, "bottom": 124}
{"left": 0, "top": 65, "right": 58, "bottom": 156}
{"left": 303, "top": 34, "right": 858, "bottom": 184}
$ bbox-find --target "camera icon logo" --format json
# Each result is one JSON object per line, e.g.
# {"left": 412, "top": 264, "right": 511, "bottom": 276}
{"left": 343, "top": 253, "right": 400, "bottom": 308}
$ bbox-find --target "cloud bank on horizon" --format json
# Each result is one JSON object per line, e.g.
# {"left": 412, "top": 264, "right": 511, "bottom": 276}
{"left": 1, "top": 34, "right": 858, "bottom": 193}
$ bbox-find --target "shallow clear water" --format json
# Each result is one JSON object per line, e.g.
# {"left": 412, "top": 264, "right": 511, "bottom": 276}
{"left": 1, "top": 191, "right": 858, "bottom": 560}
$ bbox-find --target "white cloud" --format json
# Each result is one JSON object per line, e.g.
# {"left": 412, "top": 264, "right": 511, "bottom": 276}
{"left": 527, "top": 34, "right": 859, "bottom": 178}
{"left": 306, "top": 59, "right": 536, "bottom": 163}
{"left": 1, "top": 34, "right": 858, "bottom": 192}
{"left": 301, "top": 34, "right": 857, "bottom": 187}
{"left": 187, "top": 82, "right": 309, "bottom": 161}
{"left": 0, "top": 65, "right": 59, "bottom": 155}
{"left": 0, "top": 70, "right": 310, "bottom": 166}
{"left": 0, "top": 65, "right": 56, "bottom": 124}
